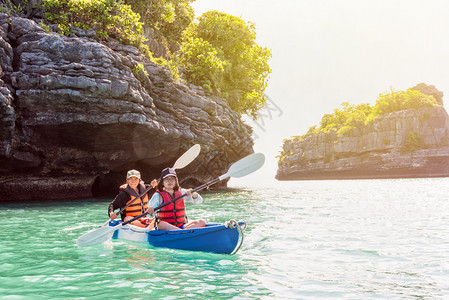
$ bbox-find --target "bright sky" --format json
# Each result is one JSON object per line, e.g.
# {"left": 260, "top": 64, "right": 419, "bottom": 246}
{"left": 191, "top": 0, "right": 449, "bottom": 185}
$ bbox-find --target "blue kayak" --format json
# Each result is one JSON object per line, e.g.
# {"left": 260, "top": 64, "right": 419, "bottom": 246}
{"left": 110, "top": 220, "right": 246, "bottom": 255}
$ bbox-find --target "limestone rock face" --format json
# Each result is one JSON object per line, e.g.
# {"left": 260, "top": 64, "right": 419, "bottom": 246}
{"left": 276, "top": 106, "right": 449, "bottom": 180}
{"left": 0, "top": 15, "right": 254, "bottom": 201}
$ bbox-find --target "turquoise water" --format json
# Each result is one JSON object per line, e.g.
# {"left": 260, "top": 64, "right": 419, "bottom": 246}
{"left": 1, "top": 178, "right": 449, "bottom": 299}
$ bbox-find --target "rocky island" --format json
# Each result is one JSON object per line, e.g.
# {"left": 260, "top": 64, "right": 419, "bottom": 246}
{"left": 277, "top": 86, "right": 449, "bottom": 180}
{"left": 0, "top": 15, "right": 255, "bottom": 201}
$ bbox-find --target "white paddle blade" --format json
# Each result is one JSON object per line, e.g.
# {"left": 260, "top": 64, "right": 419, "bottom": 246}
{"left": 219, "top": 153, "right": 265, "bottom": 180}
{"left": 76, "top": 225, "right": 118, "bottom": 247}
{"left": 172, "top": 144, "right": 201, "bottom": 170}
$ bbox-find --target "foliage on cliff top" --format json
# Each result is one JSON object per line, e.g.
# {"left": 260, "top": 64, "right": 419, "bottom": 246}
{"left": 278, "top": 85, "right": 442, "bottom": 164}
{"left": 410, "top": 83, "right": 444, "bottom": 106}
{"left": 42, "top": 0, "right": 145, "bottom": 47}
{"left": 124, "top": 0, "right": 195, "bottom": 52}
{"left": 38, "top": 1, "right": 271, "bottom": 119}
{"left": 294, "top": 85, "right": 441, "bottom": 141}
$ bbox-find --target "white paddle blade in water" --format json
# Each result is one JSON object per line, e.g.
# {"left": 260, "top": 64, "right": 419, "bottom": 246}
{"left": 219, "top": 153, "right": 265, "bottom": 180}
{"left": 76, "top": 225, "right": 118, "bottom": 247}
{"left": 172, "top": 144, "right": 201, "bottom": 170}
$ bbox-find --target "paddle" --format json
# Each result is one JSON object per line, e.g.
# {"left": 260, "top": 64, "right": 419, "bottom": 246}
{"left": 76, "top": 144, "right": 201, "bottom": 246}
{"left": 77, "top": 152, "right": 265, "bottom": 247}
{"left": 151, "top": 152, "right": 266, "bottom": 212}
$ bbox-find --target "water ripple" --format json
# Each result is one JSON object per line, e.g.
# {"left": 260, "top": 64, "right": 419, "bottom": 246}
{"left": 1, "top": 178, "right": 449, "bottom": 298}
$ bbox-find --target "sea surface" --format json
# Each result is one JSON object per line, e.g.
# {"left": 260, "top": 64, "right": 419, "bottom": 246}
{"left": 1, "top": 177, "right": 449, "bottom": 299}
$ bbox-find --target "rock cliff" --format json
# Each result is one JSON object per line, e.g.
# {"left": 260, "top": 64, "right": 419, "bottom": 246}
{"left": 276, "top": 106, "right": 449, "bottom": 180}
{"left": 0, "top": 15, "right": 254, "bottom": 201}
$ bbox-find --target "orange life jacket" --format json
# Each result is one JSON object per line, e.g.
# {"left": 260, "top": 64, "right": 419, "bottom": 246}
{"left": 157, "top": 190, "right": 186, "bottom": 227}
{"left": 120, "top": 183, "right": 149, "bottom": 218}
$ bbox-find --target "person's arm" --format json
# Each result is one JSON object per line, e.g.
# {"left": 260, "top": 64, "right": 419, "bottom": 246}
{"left": 181, "top": 188, "right": 203, "bottom": 204}
{"left": 144, "top": 179, "right": 158, "bottom": 199}
{"left": 147, "top": 192, "right": 161, "bottom": 217}
{"left": 108, "top": 201, "right": 116, "bottom": 219}
{"left": 108, "top": 192, "right": 128, "bottom": 219}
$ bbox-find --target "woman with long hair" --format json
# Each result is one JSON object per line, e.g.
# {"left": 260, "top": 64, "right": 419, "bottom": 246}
{"left": 148, "top": 167, "right": 206, "bottom": 230}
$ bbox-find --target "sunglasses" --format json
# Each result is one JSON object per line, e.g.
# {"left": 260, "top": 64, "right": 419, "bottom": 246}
{"left": 164, "top": 177, "right": 177, "bottom": 182}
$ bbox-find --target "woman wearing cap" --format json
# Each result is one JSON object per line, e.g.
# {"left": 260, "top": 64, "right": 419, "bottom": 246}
{"left": 147, "top": 167, "right": 206, "bottom": 230}
{"left": 108, "top": 169, "right": 158, "bottom": 228}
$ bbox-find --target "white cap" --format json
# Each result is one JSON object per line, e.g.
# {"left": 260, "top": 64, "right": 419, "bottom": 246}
{"left": 126, "top": 169, "right": 141, "bottom": 179}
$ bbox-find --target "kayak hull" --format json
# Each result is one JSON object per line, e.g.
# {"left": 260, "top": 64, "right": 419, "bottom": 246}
{"left": 111, "top": 221, "right": 246, "bottom": 255}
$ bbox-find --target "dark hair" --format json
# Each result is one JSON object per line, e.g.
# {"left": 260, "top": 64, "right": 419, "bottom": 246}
{"left": 157, "top": 176, "right": 180, "bottom": 192}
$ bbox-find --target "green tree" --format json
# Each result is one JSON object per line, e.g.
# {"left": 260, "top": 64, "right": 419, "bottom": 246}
{"left": 402, "top": 132, "right": 426, "bottom": 152}
{"left": 410, "top": 83, "right": 444, "bottom": 106}
{"left": 374, "top": 88, "right": 439, "bottom": 115}
{"left": 124, "top": 0, "right": 195, "bottom": 53}
{"left": 42, "top": 0, "right": 145, "bottom": 48}
{"left": 178, "top": 11, "right": 272, "bottom": 118}
{"left": 176, "top": 36, "right": 227, "bottom": 92}
{"left": 319, "top": 102, "right": 373, "bottom": 134}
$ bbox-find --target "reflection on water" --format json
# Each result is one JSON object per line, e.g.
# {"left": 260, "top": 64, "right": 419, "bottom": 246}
{"left": 108, "top": 242, "right": 272, "bottom": 299}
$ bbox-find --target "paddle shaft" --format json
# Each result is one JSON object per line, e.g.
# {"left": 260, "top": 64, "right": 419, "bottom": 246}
{"left": 122, "top": 177, "right": 221, "bottom": 226}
